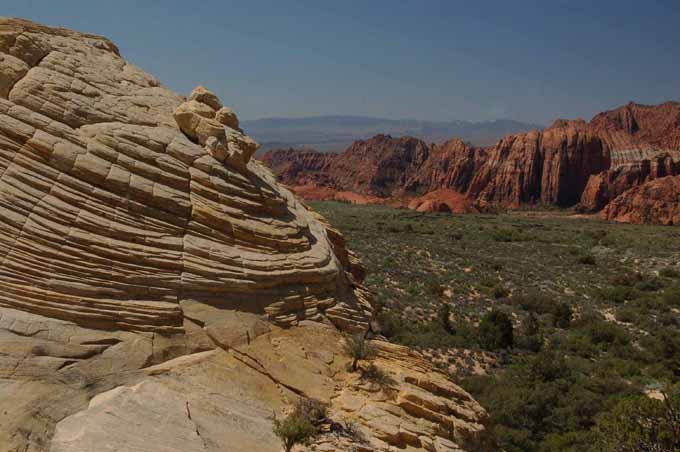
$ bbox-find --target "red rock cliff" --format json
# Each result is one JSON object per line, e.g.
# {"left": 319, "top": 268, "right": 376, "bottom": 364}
{"left": 259, "top": 102, "right": 680, "bottom": 222}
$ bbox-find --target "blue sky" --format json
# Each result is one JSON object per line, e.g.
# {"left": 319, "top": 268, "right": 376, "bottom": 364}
{"left": 3, "top": 0, "right": 679, "bottom": 124}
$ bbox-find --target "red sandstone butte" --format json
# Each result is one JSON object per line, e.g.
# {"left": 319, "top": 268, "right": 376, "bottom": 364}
{"left": 601, "top": 176, "right": 680, "bottom": 225}
{"left": 259, "top": 102, "right": 680, "bottom": 224}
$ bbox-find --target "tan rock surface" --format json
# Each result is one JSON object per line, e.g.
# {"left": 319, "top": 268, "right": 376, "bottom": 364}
{"left": 45, "top": 322, "right": 488, "bottom": 452}
{"left": 0, "top": 18, "right": 489, "bottom": 452}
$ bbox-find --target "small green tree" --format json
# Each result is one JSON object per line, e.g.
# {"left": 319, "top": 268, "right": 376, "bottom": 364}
{"left": 273, "top": 398, "right": 327, "bottom": 452}
{"left": 478, "top": 310, "right": 514, "bottom": 350}
{"left": 524, "top": 312, "right": 540, "bottom": 336}
{"left": 438, "top": 303, "right": 455, "bottom": 335}
{"left": 273, "top": 412, "right": 317, "bottom": 452}
{"left": 552, "top": 302, "right": 573, "bottom": 328}
{"left": 520, "top": 312, "right": 542, "bottom": 352}
{"left": 343, "top": 333, "right": 375, "bottom": 372}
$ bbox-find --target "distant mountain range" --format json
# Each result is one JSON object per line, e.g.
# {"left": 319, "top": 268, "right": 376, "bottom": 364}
{"left": 242, "top": 115, "right": 544, "bottom": 153}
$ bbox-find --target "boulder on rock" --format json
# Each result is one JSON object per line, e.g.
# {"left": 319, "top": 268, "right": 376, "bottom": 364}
{"left": 174, "top": 86, "right": 257, "bottom": 169}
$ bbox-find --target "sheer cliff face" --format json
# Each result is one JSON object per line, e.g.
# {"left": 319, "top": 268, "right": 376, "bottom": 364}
{"left": 0, "top": 18, "right": 489, "bottom": 452}
{"left": 590, "top": 101, "right": 680, "bottom": 153}
{"left": 262, "top": 124, "right": 609, "bottom": 207}
{"left": 262, "top": 103, "right": 680, "bottom": 220}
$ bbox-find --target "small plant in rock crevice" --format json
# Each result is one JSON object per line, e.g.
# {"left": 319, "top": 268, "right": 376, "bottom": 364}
{"left": 343, "top": 333, "right": 376, "bottom": 372}
{"left": 272, "top": 398, "right": 328, "bottom": 452}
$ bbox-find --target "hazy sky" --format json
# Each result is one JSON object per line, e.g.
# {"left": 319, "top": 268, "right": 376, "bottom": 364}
{"left": 3, "top": 0, "right": 679, "bottom": 124}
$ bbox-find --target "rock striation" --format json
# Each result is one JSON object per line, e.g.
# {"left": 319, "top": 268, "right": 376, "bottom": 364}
{"left": 0, "top": 17, "right": 373, "bottom": 334}
{"left": 261, "top": 102, "right": 680, "bottom": 223}
{"left": 0, "top": 18, "right": 488, "bottom": 452}
{"left": 601, "top": 175, "right": 680, "bottom": 225}
{"left": 580, "top": 153, "right": 679, "bottom": 212}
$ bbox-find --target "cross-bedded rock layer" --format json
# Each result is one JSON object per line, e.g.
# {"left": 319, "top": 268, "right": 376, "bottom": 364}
{"left": 0, "top": 18, "right": 489, "bottom": 452}
{"left": 0, "top": 17, "right": 372, "bottom": 334}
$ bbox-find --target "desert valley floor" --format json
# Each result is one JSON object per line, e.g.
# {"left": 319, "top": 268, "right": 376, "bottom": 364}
{"left": 311, "top": 201, "right": 680, "bottom": 451}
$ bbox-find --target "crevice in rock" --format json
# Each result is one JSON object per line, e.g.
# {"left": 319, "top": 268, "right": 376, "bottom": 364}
{"left": 183, "top": 314, "right": 206, "bottom": 328}
{"left": 6, "top": 49, "right": 53, "bottom": 100}
{"left": 229, "top": 347, "right": 308, "bottom": 398}
{"left": 185, "top": 399, "right": 209, "bottom": 451}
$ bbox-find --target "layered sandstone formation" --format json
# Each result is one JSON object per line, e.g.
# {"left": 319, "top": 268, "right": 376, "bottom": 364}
{"left": 601, "top": 175, "right": 680, "bottom": 225}
{"left": 580, "top": 153, "right": 679, "bottom": 211}
{"left": 0, "top": 18, "right": 488, "bottom": 452}
{"left": 261, "top": 103, "right": 680, "bottom": 224}
{"left": 0, "top": 17, "right": 371, "bottom": 334}
{"left": 407, "top": 189, "right": 477, "bottom": 214}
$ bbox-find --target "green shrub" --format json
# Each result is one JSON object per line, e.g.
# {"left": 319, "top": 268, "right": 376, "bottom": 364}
{"left": 378, "top": 311, "right": 476, "bottom": 349}
{"left": 343, "top": 333, "right": 375, "bottom": 372}
{"left": 492, "top": 284, "right": 511, "bottom": 299}
{"left": 479, "top": 310, "right": 514, "bottom": 350}
{"left": 448, "top": 231, "right": 463, "bottom": 241}
{"left": 595, "top": 385, "right": 680, "bottom": 452}
{"left": 552, "top": 302, "right": 573, "bottom": 328}
{"left": 614, "top": 307, "right": 637, "bottom": 323}
{"left": 293, "top": 398, "right": 327, "bottom": 425}
{"left": 587, "top": 229, "right": 608, "bottom": 241}
{"left": 493, "top": 228, "right": 529, "bottom": 242}
{"left": 577, "top": 254, "right": 596, "bottom": 266}
{"left": 513, "top": 291, "right": 553, "bottom": 314}
{"left": 529, "top": 349, "right": 570, "bottom": 382}
{"left": 574, "top": 314, "right": 631, "bottom": 348}
{"left": 519, "top": 335, "right": 543, "bottom": 353}
{"left": 517, "top": 313, "right": 543, "bottom": 352}
{"left": 635, "top": 277, "right": 663, "bottom": 292}
{"left": 438, "top": 303, "right": 455, "bottom": 335}
{"left": 659, "top": 267, "right": 680, "bottom": 278}
{"left": 609, "top": 272, "right": 643, "bottom": 287}
{"left": 661, "top": 286, "right": 680, "bottom": 307}
{"left": 428, "top": 281, "right": 446, "bottom": 297}
{"left": 596, "top": 286, "right": 640, "bottom": 304}
{"left": 273, "top": 396, "right": 329, "bottom": 451}
{"left": 640, "top": 327, "right": 680, "bottom": 377}
{"left": 360, "top": 363, "right": 396, "bottom": 388}
{"left": 524, "top": 312, "right": 540, "bottom": 336}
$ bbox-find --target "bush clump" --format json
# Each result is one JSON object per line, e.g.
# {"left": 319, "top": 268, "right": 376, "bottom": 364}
{"left": 552, "top": 302, "right": 573, "bottom": 328}
{"left": 614, "top": 307, "right": 638, "bottom": 324}
{"left": 491, "top": 284, "right": 511, "bottom": 299}
{"left": 595, "top": 384, "right": 680, "bottom": 452}
{"left": 360, "top": 363, "right": 396, "bottom": 389}
{"left": 597, "top": 286, "right": 640, "bottom": 304}
{"left": 343, "top": 333, "right": 375, "bottom": 372}
{"left": 478, "top": 309, "right": 514, "bottom": 350}
{"left": 635, "top": 277, "right": 663, "bottom": 292}
{"left": 513, "top": 291, "right": 553, "bottom": 314}
{"left": 577, "top": 254, "right": 596, "bottom": 266}
{"left": 273, "top": 398, "right": 327, "bottom": 452}
{"left": 659, "top": 267, "right": 680, "bottom": 278}
{"left": 492, "top": 228, "right": 529, "bottom": 243}
{"left": 609, "top": 271, "right": 643, "bottom": 287}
